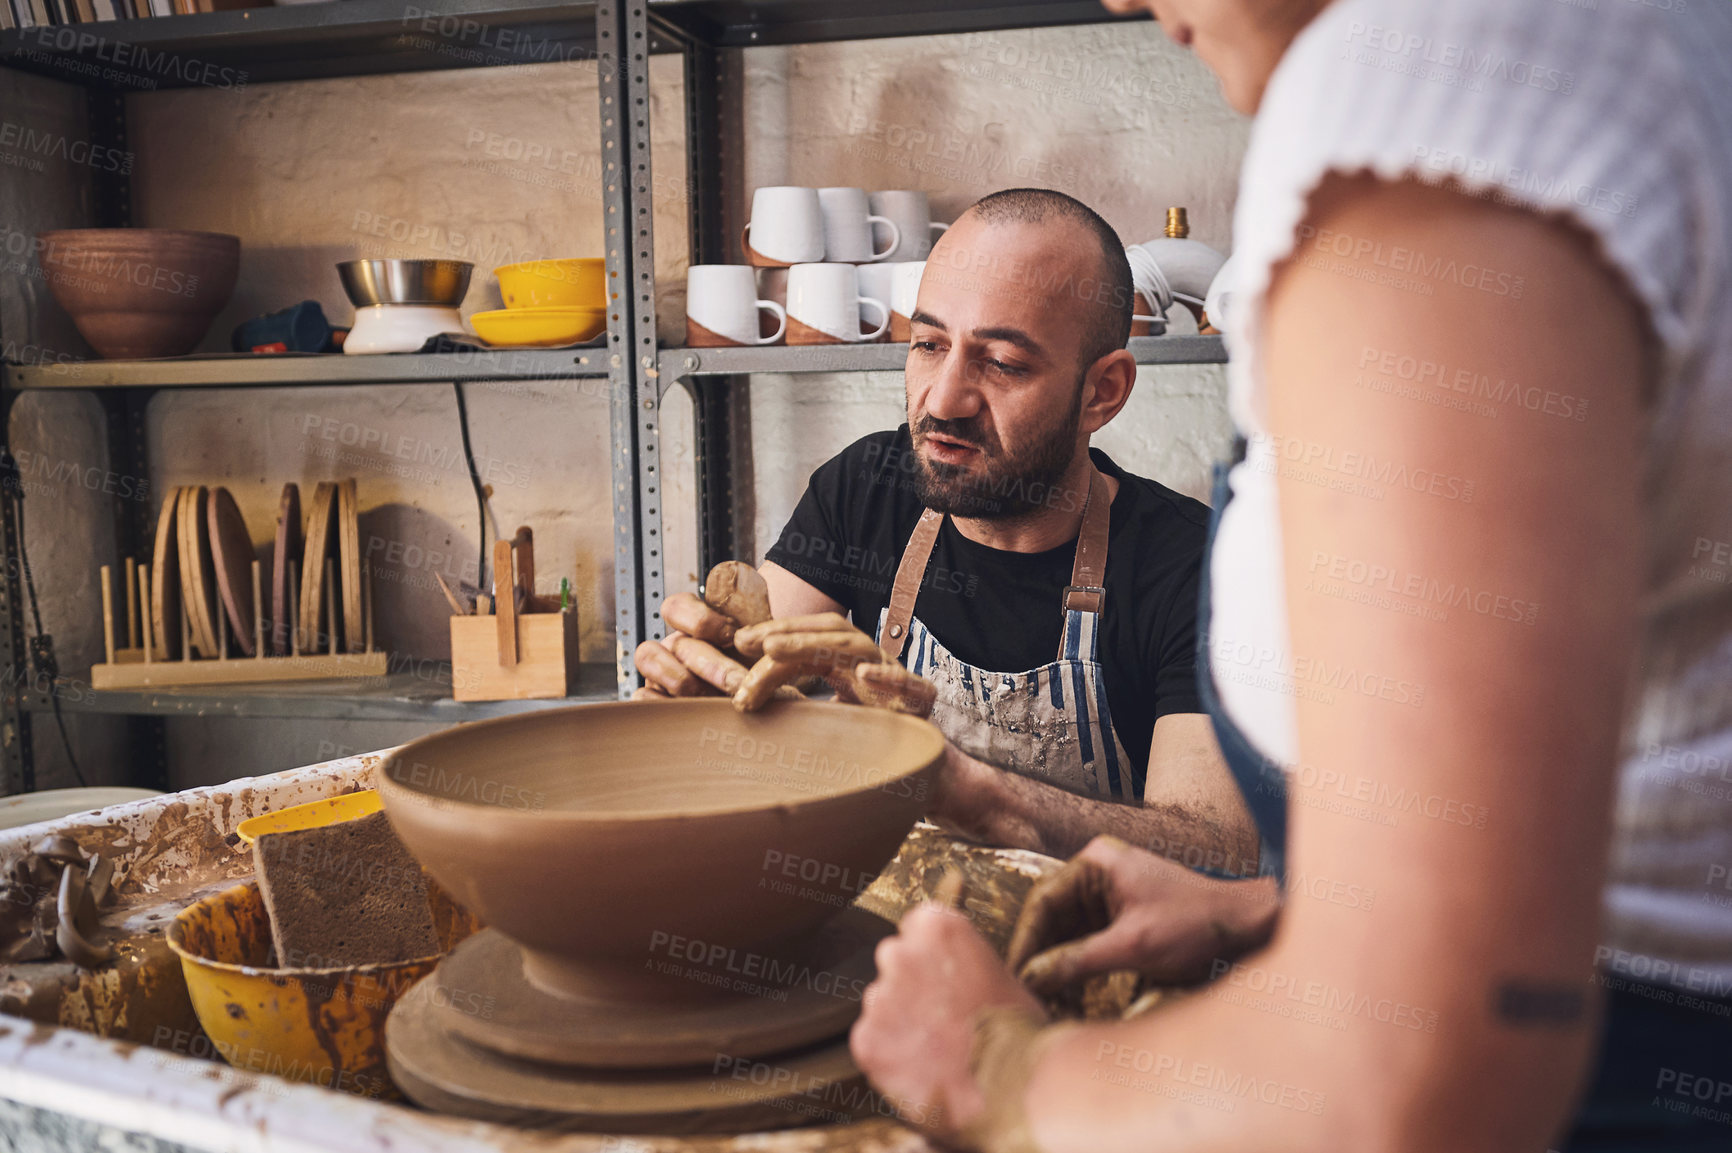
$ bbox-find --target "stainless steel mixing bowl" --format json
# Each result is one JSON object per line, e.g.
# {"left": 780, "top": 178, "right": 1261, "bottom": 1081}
{"left": 338, "top": 259, "right": 473, "bottom": 307}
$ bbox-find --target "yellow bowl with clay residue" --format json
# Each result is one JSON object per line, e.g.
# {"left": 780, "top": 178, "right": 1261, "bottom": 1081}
{"left": 166, "top": 879, "right": 478, "bottom": 1098}
{"left": 234, "top": 789, "right": 382, "bottom": 846}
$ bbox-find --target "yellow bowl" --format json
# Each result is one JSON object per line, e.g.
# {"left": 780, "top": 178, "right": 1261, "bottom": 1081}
{"left": 471, "top": 306, "right": 607, "bottom": 348}
{"left": 235, "top": 789, "right": 382, "bottom": 846}
{"left": 494, "top": 259, "right": 606, "bottom": 309}
{"left": 167, "top": 879, "right": 479, "bottom": 1098}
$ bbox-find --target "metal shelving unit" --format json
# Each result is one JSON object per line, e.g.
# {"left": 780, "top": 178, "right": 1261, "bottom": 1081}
{"left": 656, "top": 335, "right": 1225, "bottom": 394}
{"left": 0, "top": 0, "right": 642, "bottom": 793}
{"left": 0, "top": 0, "right": 1217, "bottom": 794}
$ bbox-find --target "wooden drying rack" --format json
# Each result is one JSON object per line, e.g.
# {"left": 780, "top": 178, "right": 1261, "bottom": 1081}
{"left": 90, "top": 555, "right": 386, "bottom": 690}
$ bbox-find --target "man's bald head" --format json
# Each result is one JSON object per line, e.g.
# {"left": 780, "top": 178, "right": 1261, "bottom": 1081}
{"left": 959, "top": 188, "right": 1135, "bottom": 372}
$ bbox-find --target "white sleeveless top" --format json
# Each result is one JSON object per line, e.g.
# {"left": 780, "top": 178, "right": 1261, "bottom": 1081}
{"left": 1209, "top": 0, "right": 1732, "bottom": 990}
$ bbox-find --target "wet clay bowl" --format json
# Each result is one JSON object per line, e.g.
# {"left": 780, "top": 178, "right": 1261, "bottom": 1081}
{"left": 376, "top": 698, "right": 943, "bottom": 1004}
{"left": 167, "top": 877, "right": 479, "bottom": 1098}
{"left": 38, "top": 229, "right": 240, "bottom": 359}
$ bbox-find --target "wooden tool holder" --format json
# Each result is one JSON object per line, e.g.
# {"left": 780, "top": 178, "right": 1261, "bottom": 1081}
{"left": 449, "top": 537, "right": 579, "bottom": 701}
{"left": 90, "top": 555, "right": 386, "bottom": 690}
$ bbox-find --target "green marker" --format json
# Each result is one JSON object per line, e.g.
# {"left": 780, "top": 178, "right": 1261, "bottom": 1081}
{"left": 561, "top": 577, "right": 571, "bottom": 611}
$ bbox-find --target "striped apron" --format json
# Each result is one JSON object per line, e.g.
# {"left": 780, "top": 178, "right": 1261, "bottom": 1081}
{"left": 876, "top": 470, "right": 1137, "bottom": 801}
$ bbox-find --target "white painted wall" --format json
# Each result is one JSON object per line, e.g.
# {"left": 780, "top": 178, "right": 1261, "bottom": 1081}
{"left": 6, "top": 22, "right": 1247, "bottom": 791}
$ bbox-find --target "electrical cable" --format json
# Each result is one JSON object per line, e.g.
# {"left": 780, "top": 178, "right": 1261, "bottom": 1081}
{"left": 0, "top": 451, "right": 88, "bottom": 788}
{"left": 452, "top": 382, "right": 491, "bottom": 588}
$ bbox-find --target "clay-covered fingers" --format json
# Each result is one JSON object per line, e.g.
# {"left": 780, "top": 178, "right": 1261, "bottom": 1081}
{"left": 665, "top": 634, "right": 750, "bottom": 695}
{"left": 761, "top": 630, "right": 887, "bottom": 673}
{"left": 633, "top": 638, "right": 721, "bottom": 698}
{"left": 852, "top": 662, "right": 937, "bottom": 717}
{"left": 702, "top": 561, "right": 771, "bottom": 629}
{"left": 631, "top": 684, "right": 670, "bottom": 700}
{"left": 732, "top": 653, "right": 806, "bottom": 712}
{"left": 733, "top": 613, "right": 859, "bottom": 661}
{"left": 1014, "top": 919, "right": 1154, "bottom": 999}
{"left": 1005, "top": 852, "right": 1116, "bottom": 980}
{"left": 661, "top": 592, "right": 737, "bottom": 648}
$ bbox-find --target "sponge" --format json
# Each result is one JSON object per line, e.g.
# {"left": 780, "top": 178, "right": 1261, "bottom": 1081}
{"left": 254, "top": 809, "right": 439, "bottom": 969}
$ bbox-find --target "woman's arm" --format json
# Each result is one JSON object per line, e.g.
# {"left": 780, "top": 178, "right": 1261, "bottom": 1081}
{"left": 854, "top": 173, "right": 1652, "bottom": 1153}
{"left": 1022, "top": 174, "right": 1650, "bottom": 1152}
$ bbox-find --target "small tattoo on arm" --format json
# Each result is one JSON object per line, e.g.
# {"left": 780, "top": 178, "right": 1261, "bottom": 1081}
{"left": 1493, "top": 979, "right": 1588, "bottom": 1027}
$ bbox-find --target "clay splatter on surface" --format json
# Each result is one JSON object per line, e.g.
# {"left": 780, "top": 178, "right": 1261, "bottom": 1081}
{"left": 0, "top": 754, "right": 381, "bottom": 1044}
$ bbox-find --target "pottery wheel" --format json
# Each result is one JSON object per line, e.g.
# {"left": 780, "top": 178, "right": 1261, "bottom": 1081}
{"left": 387, "top": 976, "right": 871, "bottom": 1134}
{"left": 430, "top": 907, "right": 890, "bottom": 1069}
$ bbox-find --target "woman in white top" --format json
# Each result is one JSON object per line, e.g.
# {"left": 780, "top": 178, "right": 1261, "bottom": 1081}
{"left": 850, "top": 0, "right": 1732, "bottom": 1151}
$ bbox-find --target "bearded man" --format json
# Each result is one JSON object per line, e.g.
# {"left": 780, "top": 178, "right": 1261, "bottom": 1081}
{"left": 636, "top": 188, "right": 1257, "bottom": 870}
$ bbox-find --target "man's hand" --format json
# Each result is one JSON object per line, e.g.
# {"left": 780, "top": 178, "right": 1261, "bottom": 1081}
{"left": 1005, "top": 835, "right": 1280, "bottom": 997}
{"left": 632, "top": 591, "right": 753, "bottom": 698}
{"left": 851, "top": 902, "right": 1045, "bottom": 1140}
{"left": 633, "top": 562, "right": 772, "bottom": 700}
{"left": 732, "top": 614, "right": 937, "bottom": 716}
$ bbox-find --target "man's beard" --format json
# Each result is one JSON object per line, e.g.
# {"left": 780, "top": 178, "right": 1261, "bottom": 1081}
{"left": 909, "top": 391, "right": 1084, "bottom": 520}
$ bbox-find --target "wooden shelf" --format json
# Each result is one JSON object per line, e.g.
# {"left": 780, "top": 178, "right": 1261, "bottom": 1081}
{"left": 25, "top": 663, "right": 620, "bottom": 721}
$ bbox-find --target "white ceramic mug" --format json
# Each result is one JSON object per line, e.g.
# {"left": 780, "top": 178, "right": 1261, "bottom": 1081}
{"left": 786, "top": 263, "right": 889, "bottom": 344}
{"left": 869, "top": 191, "right": 949, "bottom": 262}
{"left": 889, "top": 260, "right": 925, "bottom": 342}
{"left": 819, "top": 187, "right": 899, "bottom": 264}
{"left": 743, "top": 186, "right": 826, "bottom": 267}
{"left": 856, "top": 264, "right": 897, "bottom": 343}
{"left": 686, "top": 265, "right": 787, "bottom": 346}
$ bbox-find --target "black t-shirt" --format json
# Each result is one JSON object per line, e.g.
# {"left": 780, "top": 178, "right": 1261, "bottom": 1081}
{"left": 765, "top": 427, "right": 1209, "bottom": 796}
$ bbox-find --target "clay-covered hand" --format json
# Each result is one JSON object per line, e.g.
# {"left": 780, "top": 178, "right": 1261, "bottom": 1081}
{"left": 632, "top": 592, "right": 752, "bottom": 699}
{"left": 850, "top": 902, "right": 1046, "bottom": 1142}
{"left": 730, "top": 613, "right": 937, "bottom": 716}
{"left": 631, "top": 563, "right": 773, "bottom": 700}
{"left": 1005, "top": 835, "right": 1280, "bottom": 997}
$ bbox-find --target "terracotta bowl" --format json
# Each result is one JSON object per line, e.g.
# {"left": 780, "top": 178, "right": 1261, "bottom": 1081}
{"left": 38, "top": 229, "right": 240, "bottom": 359}
{"left": 376, "top": 699, "right": 944, "bottom": 1002}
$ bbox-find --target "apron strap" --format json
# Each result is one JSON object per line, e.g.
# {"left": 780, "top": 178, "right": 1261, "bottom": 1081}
{"left": 880, "top": 508, "right": 943, "bottom": 662}
{"left": 881, "top": 468, "right": 1114, "bottom": 662}
{"left": 1062, "top": 469, "right": 1112, "bottom": 614}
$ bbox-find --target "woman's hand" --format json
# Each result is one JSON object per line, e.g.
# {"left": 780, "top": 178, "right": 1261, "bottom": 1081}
{"left": 1006, "top": 835, "right": 1279, "bottom": 996}
{"left": 851, "top": 902, "right": 1046, "bottom": 1141}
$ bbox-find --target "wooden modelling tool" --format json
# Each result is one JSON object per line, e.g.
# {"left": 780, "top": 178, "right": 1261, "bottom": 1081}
{"left": 433, "top": 571, "right": 468, "bottom": 616}
{"left": 338, "top": 478, "right": 363, "bottom": 653}
{"left": 150, "top": 486, "right": 183, "bottom": 660}
{"left": 125, "top": 557, "right": 139, "bottom": 650}
{"left": 494, "top": 539, "right": 517, "bottom": 668}
{"left": 270, "top": 483, "right": 301, "bottom": 656}
{"left": 101, "top": 566, "right": 116, "bottom": 666}
{"left": 512, "top": 526, "right": 534, "bottom": 608}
